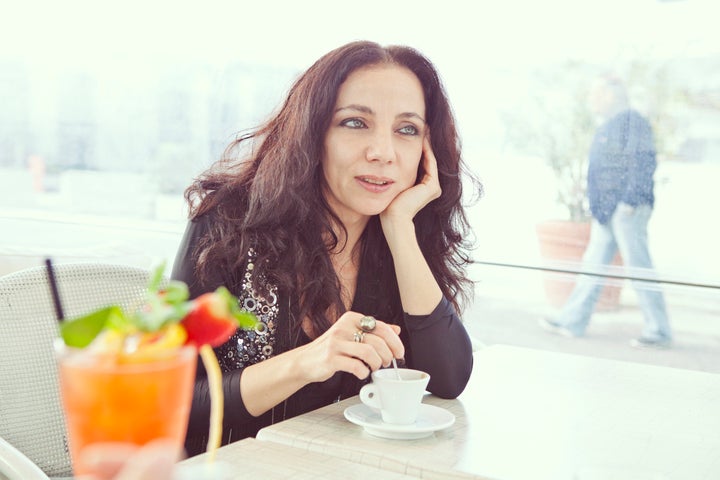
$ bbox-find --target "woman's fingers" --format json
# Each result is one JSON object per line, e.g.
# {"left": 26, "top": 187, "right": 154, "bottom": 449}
{"left": 343, "top": 312, "right": 404, "bottom": 366}
{"left": 79, "top": 440, "right": 181, "bottom": 480}
{"left": 343, "top": 339, "right": 384, "bottom": 372}
{"left": 359, "top": 332, "right": 395, "bottom": 367}
{"left": 304, "top": 312, "right": 404, "bottom": 381}
{"left": 79, "top": 443, "right": 135, "bottom": 479}
{"left": 112, "top": 440, "right": 180, "bottom": 480}
{"left": 421, "top": 135, "right": 441, "bottom": 198}
{"left": 357, "top": 318, "right": 404, "bottom": 360}
{"left": 333, "top": 353, "right": 372, "bottom": 380}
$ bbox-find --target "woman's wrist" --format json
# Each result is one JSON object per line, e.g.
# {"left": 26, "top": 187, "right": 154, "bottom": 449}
{"left": 380, "top": 216, "right": 416, "bottom": 252}
{"left": 241, "top": 348, "right": 310, "bottom": 416}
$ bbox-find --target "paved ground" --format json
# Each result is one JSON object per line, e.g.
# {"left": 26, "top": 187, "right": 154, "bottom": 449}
{"left": 465, "top": 264, "right": 720, "bottom": 374}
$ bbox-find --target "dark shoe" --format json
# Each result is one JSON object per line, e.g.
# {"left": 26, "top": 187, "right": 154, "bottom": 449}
{"left": 629, "top": 337, "right": 672, "bottom": 349}
{"left": 538, "top": 317, "right": 579, "bottom": 338}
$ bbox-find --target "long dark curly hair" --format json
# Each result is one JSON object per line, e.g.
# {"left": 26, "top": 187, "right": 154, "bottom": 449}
{"left": 185, "top": 40, "right": 481, "bottom": 336}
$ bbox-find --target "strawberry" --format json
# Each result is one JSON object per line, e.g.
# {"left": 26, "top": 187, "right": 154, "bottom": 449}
{"left": 181, "top": 286, "right": 258, "bottom": 347}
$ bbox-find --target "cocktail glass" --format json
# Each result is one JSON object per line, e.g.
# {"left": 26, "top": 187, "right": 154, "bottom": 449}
{"left": 55, "top": 341, "right": 197, "bottom": 477}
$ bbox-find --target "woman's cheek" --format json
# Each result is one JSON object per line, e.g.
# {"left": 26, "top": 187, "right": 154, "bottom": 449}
{"left": 393, "top": 144, "right": 422, "bottom": 192}
{"left": 402, "top": 175, "right": 417, "bottom": 191}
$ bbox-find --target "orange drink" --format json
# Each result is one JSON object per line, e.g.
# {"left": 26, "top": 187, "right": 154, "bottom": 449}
{"left": 50, "top": 261, "right": 256, "bottom": 477}
{"left": 56, "top": 343, "right": 197, "bottom": 476}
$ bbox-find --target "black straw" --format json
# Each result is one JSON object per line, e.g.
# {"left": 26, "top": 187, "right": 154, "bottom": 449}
{"left": 45, "top": 258, "right": 65, "bottom": 322}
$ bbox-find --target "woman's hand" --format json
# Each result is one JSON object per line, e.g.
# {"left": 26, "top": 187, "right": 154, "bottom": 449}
{"left": 296, "top": 311, "right": 404, "bottom": 382}
{"left": 380, "top": 135, "right": 442, "bottom": 229}
{"left": 378, "top": 134, "right": 444, "bottom": 315}
{"left": 79, "top": 440, "right": 181, "bottom": 480}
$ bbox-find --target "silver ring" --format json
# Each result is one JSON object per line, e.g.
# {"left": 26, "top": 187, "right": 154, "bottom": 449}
{"left": 359, "top": 316, "right": 377, "bottom": 333}
{"left": 353, "top": 330, "right": 365, "bottom": 343}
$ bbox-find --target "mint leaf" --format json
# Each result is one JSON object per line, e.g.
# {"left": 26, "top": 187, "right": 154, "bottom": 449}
{"left": 160, "top": 280, "right": 189, "bottom": 304}
{"left": 219, "top": 286, "right": 259, "bottom": 330}
{"left": 133, "top": 291, "right": 192, "bottom": 332}
{"left": 147, "top": 262, "right": 166, "bottom": 294}
{"left": 60, "top": 306, "right": 126, "bottom": 348}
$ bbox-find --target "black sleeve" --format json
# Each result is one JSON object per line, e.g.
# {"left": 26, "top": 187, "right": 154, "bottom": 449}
{"left": 183, "top": 366, "right": 258, "bottom": 457}
{"left": 172, "top": 216, "right": 216, "bottom": 300}
{"left": 171, "top": 216, "right": 258, "bottom": 455}
{"left": 402, "top": 297, "right": 473, "bottom": 399}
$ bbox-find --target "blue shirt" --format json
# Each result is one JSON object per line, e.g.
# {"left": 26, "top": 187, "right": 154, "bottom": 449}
{"left": 587, "top": 109, "right": 656, "bottom": 224}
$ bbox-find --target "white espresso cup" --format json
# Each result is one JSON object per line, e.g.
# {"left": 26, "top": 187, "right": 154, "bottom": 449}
{"left": 359, "top": 368, "right": 430, "bottom": 425}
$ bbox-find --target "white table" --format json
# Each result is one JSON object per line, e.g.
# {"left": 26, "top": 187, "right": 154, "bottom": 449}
{"left": 252, "top": 345, "right": 720, "bottom": 480}
{"left": 178, "top": 437, "right": 421, "bottom": 479}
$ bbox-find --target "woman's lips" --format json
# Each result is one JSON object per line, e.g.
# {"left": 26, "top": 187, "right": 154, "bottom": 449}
{"left": 355, "top": 176, "right": 393, "bottom": 193}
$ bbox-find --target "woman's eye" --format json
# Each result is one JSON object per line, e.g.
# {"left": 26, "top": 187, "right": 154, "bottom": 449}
{"left": 340, "top": 118, "right": 366, "bottom": 129}
{"left": 398, "top": 125, "right": 419, "bottom": 136}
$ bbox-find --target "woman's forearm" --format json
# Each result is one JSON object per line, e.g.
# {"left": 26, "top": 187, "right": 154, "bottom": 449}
{"left": 238, "top": 346, "right": 311, "bottom": 416}
{"left": 383, "top": 219, "right": 442, "bottom": 315}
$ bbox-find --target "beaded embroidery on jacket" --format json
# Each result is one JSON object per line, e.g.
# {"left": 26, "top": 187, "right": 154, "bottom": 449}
{"left": 214, "top": 248, "right": 278, "bottom": 371}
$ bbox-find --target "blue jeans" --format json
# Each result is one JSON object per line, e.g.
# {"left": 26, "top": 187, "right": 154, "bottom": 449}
{"left": 554, "top": 204, "right": 672, "bottom": 341}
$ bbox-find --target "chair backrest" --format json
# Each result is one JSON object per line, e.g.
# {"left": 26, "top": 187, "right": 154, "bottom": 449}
{"left": 0, "top": 263, "right": 157, "bottom": 477}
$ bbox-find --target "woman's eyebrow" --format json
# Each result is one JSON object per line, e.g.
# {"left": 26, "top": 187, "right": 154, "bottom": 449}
{"left": 335, "top": 104, "right": 373, "bottom": 114}
{"left": 398, "top": 112, "right": 426, "bottom": 123}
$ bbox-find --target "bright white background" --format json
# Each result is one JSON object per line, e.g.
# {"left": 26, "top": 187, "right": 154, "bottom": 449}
{"left": 0, "top": 0, "right": 718, "bottom": 281}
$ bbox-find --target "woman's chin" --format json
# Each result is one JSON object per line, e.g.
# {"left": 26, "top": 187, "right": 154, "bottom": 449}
{"left": 330, "top": 197, "right": 393, "bottom": 221}
{"left": 361, "top": 204, "right": 391, "bottom": 218}
{"left": 344, "top": 206, "right": 387, "bottom": 221}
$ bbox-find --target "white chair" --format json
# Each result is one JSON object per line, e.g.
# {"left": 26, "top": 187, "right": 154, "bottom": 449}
{"left": 0, "top": 263, "right": 158, "bottom": 478}
{"left": 0, "top": 437, "right": 50, "bottom": 480}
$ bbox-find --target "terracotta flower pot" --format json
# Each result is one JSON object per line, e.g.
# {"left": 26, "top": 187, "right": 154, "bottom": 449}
{"left": 535, "top": 220, "right": 622, "bottom": 312}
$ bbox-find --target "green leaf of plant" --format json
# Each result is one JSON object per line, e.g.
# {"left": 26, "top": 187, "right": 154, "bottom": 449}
{"left": 60, "top": 306, "right": 126, "bottom": 348}
{"left": 161, "top": 280, "right": 189, "bottom": 304}
{"left": 132, "top": 292, "right": 192, "bottom": 332}
{"left": 147, "top": 261, "right": 166, "bottom": 294}
{"left": 235, "top": 311, "right": 260, "bottom": 330}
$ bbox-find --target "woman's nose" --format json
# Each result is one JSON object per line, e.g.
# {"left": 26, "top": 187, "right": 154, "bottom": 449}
{"left": 365, "top": 130, "right": 395, "bottom": 164}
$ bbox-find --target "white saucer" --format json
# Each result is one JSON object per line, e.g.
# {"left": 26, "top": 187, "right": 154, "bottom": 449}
{"left": 344, "top": 403, "right": 455, "bottom": 440}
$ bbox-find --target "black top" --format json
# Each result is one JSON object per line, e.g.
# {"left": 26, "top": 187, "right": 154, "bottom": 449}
{"left": 172, "top": 213, "right": 474, "bottom": 457}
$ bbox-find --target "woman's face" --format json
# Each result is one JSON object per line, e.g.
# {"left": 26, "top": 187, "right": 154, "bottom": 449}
{"left": 321, "top": 64, "right": 426, "bottom": 224}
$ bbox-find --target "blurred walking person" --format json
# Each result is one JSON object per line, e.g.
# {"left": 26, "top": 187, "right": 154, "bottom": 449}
{"left": 540, "top": 74, "right": 672, "bottom": 348}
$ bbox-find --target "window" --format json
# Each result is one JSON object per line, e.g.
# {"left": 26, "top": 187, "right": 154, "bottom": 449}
{"left": 1, "top": 0, "right": 717, "bottom": 370}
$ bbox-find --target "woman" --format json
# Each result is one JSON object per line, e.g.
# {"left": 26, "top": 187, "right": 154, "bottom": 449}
{"left": 172, "top": 40, "right": 481, "bottom": 456}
